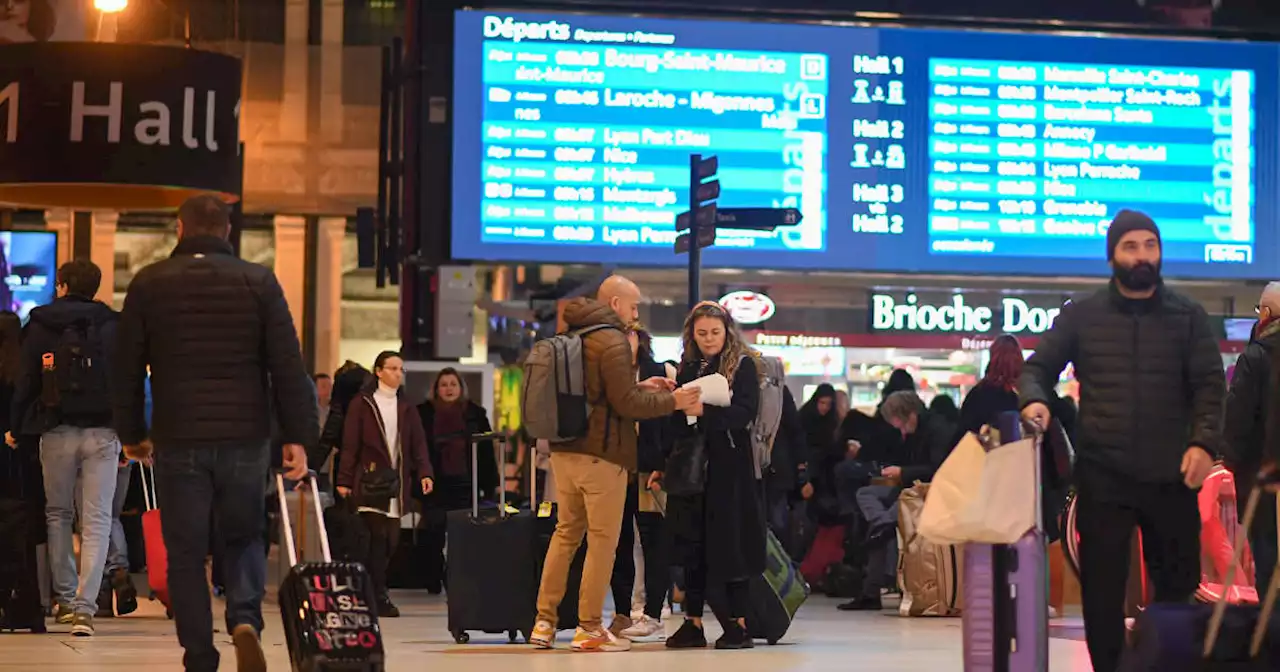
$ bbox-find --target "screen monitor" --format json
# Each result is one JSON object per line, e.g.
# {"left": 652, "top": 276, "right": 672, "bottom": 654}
{"left": 0, "top": 231, "right": 57, "bottom": 321}
{"left": 451, "top": 10, "right": 1278, "bottom": 279}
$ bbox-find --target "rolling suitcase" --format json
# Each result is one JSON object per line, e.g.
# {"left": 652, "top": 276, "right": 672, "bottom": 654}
{"left": 139, "top": 465, "right": 172, "bottom": 618}
{"left": 1121, "top": 473, "right": 1280, "bottom": 671}
{"left": 708, "top": 528, "right": 810, "bottom": 644}
{"left": 0, "top": 451, "right": 45, "bottom": 633}
{"left": 962, "top": 411, "right": 1048, "bottom": 672}
{"left": 276, "top": 471, "right": 384, "bottom": 672}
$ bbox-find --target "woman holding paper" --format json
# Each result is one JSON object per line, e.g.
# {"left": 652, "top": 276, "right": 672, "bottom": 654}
{"left": 657, "top": 301, "right": 765, "bottom": 650}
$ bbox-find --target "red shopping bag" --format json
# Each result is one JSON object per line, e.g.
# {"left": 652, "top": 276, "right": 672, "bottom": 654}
{"left": 140, "top": 465, "right": 169, "bottom": 610}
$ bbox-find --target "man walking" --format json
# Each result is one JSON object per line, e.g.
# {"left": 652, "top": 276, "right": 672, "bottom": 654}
{"left": 529, "top": 275, "right": 700, "bottom": 652}
{"left": 10, "top": 259, "right": 120, "bottom": 636}
{"left": 113, "top": 195, "right": 316, "bottom": 672}
{"left": 1223, "top": 282, "right": 1280, "bottom": 590}
{"left": 1020, "top": 209, "right": 1224, "bottom": 672}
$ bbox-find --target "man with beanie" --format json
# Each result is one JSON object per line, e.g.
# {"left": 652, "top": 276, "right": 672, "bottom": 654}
{"left": 1020, "top": 209, "right": 1224, "bottom": 672}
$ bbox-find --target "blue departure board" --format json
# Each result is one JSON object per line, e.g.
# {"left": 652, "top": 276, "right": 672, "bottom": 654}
{"left": 451, "top": 11, "right": 1280, "bottom": 279}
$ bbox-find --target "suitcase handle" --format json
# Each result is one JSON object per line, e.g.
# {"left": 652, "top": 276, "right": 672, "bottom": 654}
{"left": 470, "top": 432, "right": 528, "bottom": 519}
{"left": 140, "top": 464, "right": 158, "bottom": 512}
{"left": 275, "top": 470, "right": 331, "bottom": 567}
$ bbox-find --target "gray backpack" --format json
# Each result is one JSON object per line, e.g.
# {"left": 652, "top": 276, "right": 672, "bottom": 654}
{"left": 521, "top": 325, "right": 614, "bottom": 442}
{"left": 750, "top": 355, "right": 787, "bottom": 478}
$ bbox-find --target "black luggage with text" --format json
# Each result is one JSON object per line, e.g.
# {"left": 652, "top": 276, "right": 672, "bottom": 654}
{"left": 0, "top": 448, "right": 44, "bottom": 633}
{"left": 707, "top": 528, "right": 810, "bottom": 644}
{"left": 276, "top": 472, "right": 384, "bottom": 671}
{"left": 1121, "top": 473, "right": 1280, "bottom": 672}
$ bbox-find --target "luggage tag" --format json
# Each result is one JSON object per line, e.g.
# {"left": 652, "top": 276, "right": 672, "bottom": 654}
{"left": 538, "top": 501, "right": 553, "bottom": 518}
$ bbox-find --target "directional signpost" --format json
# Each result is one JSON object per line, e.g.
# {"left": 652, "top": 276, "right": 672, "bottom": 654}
{"left": 674, "top": 154, "right": 804, "bottom": 309}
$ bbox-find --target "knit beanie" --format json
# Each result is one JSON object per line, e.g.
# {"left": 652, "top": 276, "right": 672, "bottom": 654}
{"left": 1106, "top": 210, "right": 1161, "bottom": 260}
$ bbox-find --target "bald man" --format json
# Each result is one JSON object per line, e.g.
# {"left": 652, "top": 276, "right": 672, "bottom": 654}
{"left": 1224, "top": 281, "right": 1280, "bottom": 590}
{"left": 530, "top": 275, "right": 700, "bottom": 653}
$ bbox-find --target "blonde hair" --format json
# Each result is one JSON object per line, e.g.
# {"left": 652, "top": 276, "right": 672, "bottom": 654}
{"left": 680, "top": 301, "right": 762, "bottom": 383}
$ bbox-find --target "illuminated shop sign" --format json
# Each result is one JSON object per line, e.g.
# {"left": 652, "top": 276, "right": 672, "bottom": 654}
{"left": 870, "top": 293, "right": 1063, "bottom": 335}
{"left": 719, "top": 290, "right": 776, "bottom": 325}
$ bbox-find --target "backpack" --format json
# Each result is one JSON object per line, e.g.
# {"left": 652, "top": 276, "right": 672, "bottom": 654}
{"left": 40, "top": 319, "right": 111, "bottom": 427}
{"left": 521, "top": 325, "right": 615, "bottom": 442}
{"left": 750, "top": 355, "right": 787, "bottom": 478}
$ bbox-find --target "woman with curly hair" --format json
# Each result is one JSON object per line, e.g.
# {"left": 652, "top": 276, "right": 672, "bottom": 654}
{"left": 658, "top": 301, "right": 766, "bottom": 650}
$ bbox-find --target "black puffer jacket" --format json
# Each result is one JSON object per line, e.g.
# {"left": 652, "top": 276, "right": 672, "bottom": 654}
{"left": 1019, "top": 281, "right": 1224, "bottom": 484}
{"left": 12, "top": 295, "right": 118, "bottom": 434}
{"left": 113, "top": 236, "right": 318, "bottom": 448}
{"left": 1224, "top": 323, "right": 1280, "bottom": 497}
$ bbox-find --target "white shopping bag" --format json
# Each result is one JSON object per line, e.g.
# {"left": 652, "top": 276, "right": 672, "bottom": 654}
{"left": 919, "top": 432, "right": 1038, "bottom": 545}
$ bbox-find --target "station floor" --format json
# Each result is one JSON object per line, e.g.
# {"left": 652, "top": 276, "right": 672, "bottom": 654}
{"left": 0, "top": 592, "right": 1098, "bottom": 671}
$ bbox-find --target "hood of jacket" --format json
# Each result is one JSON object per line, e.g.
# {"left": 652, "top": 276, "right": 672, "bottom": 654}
{"left": 29, "top": 295, "right": 117, "bottom": 331}
{"left": 562, "top": 297, "right": 626, "bottom": 331}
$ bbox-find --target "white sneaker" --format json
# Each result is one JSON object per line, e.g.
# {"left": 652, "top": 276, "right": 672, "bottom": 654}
{"left": 620, "top": 614, "right": 665, "bottom": 640}
{"left": 570, "top": 627, "right": 632, "bottom": 652}
{"left": 529, "top": 620, "right": 556, "bottom": 649}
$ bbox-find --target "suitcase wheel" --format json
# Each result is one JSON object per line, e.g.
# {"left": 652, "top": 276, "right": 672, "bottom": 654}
{"left": 507, "top": 630, "right": 519, "bottom": 643}
{"left": 767, "top": 637, "right": 780, "bottom": 646}
{"left": 165, "top": 608, "right": 173, "bottom": 620}
{"left": 452, "top": 631, "right": 470, "bottom": 644}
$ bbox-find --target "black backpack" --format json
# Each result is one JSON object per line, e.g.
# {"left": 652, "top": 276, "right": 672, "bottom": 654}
{"left": 40, "top": 319, "right": 111, "bottom": 427}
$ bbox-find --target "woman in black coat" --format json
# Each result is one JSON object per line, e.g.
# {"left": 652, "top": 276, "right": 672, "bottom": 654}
{"left": 661, "top": 301, "right": 765, "bottom": 650}
{"left": 958, "top": 335, "right": 1023, "bottom": 435}
{"left": 416, "top": 367, "right": 496, "bottom": 594}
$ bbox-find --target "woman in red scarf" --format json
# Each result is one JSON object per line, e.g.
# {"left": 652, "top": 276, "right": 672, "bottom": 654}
{"left": 416, "top": 368, "right": 497, "bottom": 594}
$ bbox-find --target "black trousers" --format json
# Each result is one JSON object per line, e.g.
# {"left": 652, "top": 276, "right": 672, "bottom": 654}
{"left": 361, "top": 513, "right": 401, "bottom": 601}
{"left": 610, "top": 479, "right": 668, "bottom": 619}
{"left": 685, "top": 561, "right": 749, "bottom": 621}
{"left": 1076, "top": 479, "right": 1200, "bottom": 672}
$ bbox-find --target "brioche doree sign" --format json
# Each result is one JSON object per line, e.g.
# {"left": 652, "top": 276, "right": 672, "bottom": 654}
{"left": 0, "top": 42, "right": 241, "bottom": 210}
{"left": 870, "top": 292, "right": 1064, "bottom": 335}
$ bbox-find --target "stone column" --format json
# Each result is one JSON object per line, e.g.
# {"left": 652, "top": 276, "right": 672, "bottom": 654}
{"left": 319, "top": 0, "right": 345, "bottom": 144}
{"left": 90, "top": 211, "right": 118, "bottom": 304}
{"left": 313, "top": 217, "right": 346, "bottom": 376}
{"left": 273, "top": 215, "right": 308, "bottom": 347}
{"left": 281, "top": 0, "right": 310, "bottom": 144}
{"left": 44, "top": 208, "right": 72, "bottom": 266}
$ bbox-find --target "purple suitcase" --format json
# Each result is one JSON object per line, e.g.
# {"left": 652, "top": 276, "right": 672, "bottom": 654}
{"left": 961, "top": 412, "right": 1049, "bottom": 672}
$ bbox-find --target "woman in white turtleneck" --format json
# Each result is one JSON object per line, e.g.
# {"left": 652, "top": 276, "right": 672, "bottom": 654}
{"left": 337, "top": 351, "right": 435, "bottom": 618}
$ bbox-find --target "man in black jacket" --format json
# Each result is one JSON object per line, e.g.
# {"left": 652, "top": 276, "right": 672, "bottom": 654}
{"left": 840, "top": 390, "right": 957, "bottom": 611}
{"left": 1223, "top": 284, "right": 1280, "bottom": 591}
{"left": 10, "top": 260, "right": 121, "bottom": 636}
{"left": 1020, "top": 210, "right": 1223, "bottom": 672}
{"left": 114, "top": 195, "right": 316, "bottom": 672}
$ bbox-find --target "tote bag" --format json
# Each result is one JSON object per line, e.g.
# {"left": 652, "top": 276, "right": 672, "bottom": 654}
{"left": 919, "top": 432, "right": 1038, "bottom": 545}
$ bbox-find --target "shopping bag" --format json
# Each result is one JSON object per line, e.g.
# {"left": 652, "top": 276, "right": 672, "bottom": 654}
{"left": 919, "top": 432, "right": 1037, "bottom": 545}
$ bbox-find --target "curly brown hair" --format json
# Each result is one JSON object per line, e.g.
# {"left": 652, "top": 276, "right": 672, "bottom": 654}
{"left": 680, "top": 300, "right": 761, "bottom": 383}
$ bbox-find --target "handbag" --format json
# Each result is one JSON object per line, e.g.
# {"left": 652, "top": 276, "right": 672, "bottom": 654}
{"left": 664, "top": 432, "right": 707, "bottom": 497}
{"left": 358, "top": 397, "right": 402, "bottom": 509}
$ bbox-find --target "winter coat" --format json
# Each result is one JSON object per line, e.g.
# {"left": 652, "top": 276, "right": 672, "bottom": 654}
{"left": 336, "top": 390, "right": 433, "bottom": 509}
{"left": 113, "top": 235, "right": 317, "bottom": 448}
{"left": 417, "top": 399, "right": 497, "bottom": 501}
{"left": 1020, "top": 281, "right": 1225, "bottom": 485}
{"left": 554, "top": 298, "right": 675, "bottom": 470}
{"left": 958, "top": 382, "right": 1019, "bottom": 437}
{"left": 666, "top": 355, "right": 767, "bottom": 583}
{"left": 1225, "top": 323, "right": 1280, "bottom": 499}
{"left": 896, "top": 409, "right": 959, "bottom": 486}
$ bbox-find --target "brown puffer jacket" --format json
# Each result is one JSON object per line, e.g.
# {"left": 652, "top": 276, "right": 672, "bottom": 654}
{"left": 554, "top": 298, "right": 676, "bottom": 470}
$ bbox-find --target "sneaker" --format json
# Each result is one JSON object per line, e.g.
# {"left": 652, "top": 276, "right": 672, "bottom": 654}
{"left": 52, "top": 603, "right": 75, "bottom": 624}
{"left": 529, "top": 619, "right": 556, "bottom": 649}
{"left": 110, "top": 568, "right": 139, "bottom": 616}
{"left": 837, "top": 596, "right": 884, "bottom": 611}
{"left": 715, "top": 620, "right": 754, "bottom": 650}
{"left": 570, "top": 627, "right": 631, "bottom": 652}
{"left": 232, "top": 624, "right": 268, "bottom": 672}
{"left": 620, "top": 614, "right": 665, "bottom": 640}
{"left": 608, "top": 614, "right": 633, "bottom": 638}
{"left": 377, "top": 597, "right": 400, "bottom": 619}
{"left": 70, "top": 613, "right": 94, "bottom": 637}
{"left": 665, "top": 620, "right": 707, "bottom": 649}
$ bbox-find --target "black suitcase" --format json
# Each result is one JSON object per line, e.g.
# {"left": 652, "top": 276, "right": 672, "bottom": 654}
{"left": 0, "top": 448, "right": 44, "bottom": 633}
{"left": 275, "top": 471, "right": 384, "bottom": 671}
{"left": 1121, "top": 472, "right": 1280, "bottom": 671}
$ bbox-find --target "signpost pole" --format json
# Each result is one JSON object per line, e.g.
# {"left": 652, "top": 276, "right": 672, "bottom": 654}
{"left": 688, "top": 153, "right": 702, "bottom": 310}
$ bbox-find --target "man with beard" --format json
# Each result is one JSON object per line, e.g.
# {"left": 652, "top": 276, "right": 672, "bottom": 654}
{"left": 1020, "top": 209, "right": 1224, "bottom": 672}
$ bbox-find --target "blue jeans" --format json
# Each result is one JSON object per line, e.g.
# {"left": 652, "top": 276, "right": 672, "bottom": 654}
{"left": 155, "top": 442, "right": 268, "bottom": 672}
{"left": 106, "top": 464, "right": 131, "bottom": 573}
{"left": 41, "top": 426, "right": 120, "bottom": 615}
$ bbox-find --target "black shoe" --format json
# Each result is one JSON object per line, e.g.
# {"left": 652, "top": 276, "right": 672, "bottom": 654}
{"left": 714, "top": 621, "right": 754, "bottom": 650}
{"left": 95, "top": 584, "right": 114, "bottom": 618}
{"left": 110, "top": 569, "right": 138, "bottom": 616}
{"left": 837, "top": 596, "right": 884, "bottom": 611}
{"left": 665, "top": 620, "right": 708, "bottom": 649}
{"left": 378, "top": 598, "right": 400, "bottom": 618}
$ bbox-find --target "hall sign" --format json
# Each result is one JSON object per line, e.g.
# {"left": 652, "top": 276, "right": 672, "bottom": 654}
{"left": 870, "top": 293, "right": 1064, "bottom": 335}
{"left": 0, "top": 42, "right": 242, "bottom": 209}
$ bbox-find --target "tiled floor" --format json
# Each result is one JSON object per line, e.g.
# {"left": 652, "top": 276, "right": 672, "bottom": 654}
{"left": 0, "top": 593, "right": 1097, "bottom": 671}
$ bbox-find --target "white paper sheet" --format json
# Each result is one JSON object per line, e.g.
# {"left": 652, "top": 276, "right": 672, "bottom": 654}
{"left": 682, "top": 372, "right": 731, "bottom": 424}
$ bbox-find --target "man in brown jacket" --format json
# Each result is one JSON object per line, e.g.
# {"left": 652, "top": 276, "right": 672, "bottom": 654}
{"left": 530, "top": 276, "right": 700, "bottom": 652}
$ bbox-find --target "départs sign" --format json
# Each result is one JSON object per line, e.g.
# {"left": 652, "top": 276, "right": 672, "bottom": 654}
{"left": 719, "top": 290, "right": 776, "bottom": 325}
{"left": 870, "top": 293, "right": 1064, "bottom": 335}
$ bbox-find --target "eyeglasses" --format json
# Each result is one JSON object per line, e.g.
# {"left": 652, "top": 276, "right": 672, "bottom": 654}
{"left": 1257, "top": 304, "right": 1264, "bottom": 315}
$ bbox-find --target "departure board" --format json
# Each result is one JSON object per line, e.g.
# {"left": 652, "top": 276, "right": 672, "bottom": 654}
{"left": 451, "top": 11, "right": 1280, "bottom": 279}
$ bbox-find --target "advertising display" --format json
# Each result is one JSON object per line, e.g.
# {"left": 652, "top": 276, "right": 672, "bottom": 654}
{"left": 2, "top": 231, "right": 57, "bottom": 321}
{"left": 452, "top": 10, "right": 1278, "bottom": 279}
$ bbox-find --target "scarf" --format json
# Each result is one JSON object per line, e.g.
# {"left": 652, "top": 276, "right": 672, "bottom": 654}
{"left": 432, "top": 400, "right": 469, "bottom": 477}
